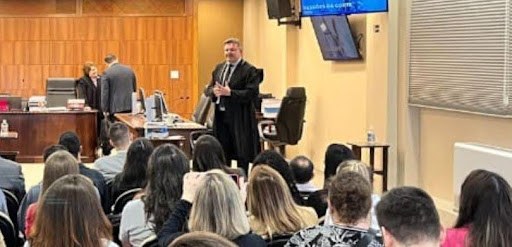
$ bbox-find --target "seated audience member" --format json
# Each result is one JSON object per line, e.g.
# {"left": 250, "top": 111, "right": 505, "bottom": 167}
{"left": 17, "top": 144, "right": 68, "bottom": 234}
{"left": 157, "top": 171, "right": 266, "bottom": 247}
{"left": 0, "top": 191, "right": 6, "bottom": 215}
{"left": 169, "top": 231, "right": 237, "bottom": 247}
{"left": 305, "top": 143, "right": 355, "bottom": 217}
{"left": 247, "top": 165, "right": 317, "bottom": 239}
{"left": 24, "top": 150, "right": 80, "bottom": 237}
{"left": 119, "top": 144, "right": 189, "bottom": 247}
{"left": 324, "top": 160, "right": 381, "bottom": 233}
{"left": 289, "top": 155, "right": 318, "bottom": 193}
{"left": 59, "top": 131, "right": 109, "bottom": 213}
{"left": 286, "top": 172, "right": 382, "bottom": 247}
{"left": 0, "top": 152, "right": 25, "bottom": 201}
{"left": 0, "top": 232, "right": 4, "bottom": 247}
{"left": 26, "top": 174, "right": 117, "bottom": 247}
{"left": 442, "top": 169, "right": 512, "bottom": 247}
{"left": 376, "top": 186, "right": 443, "bottom": 247}
{"left": 110, "top": 138, "right": 153, "bottom": 201}
{"left": 95, "top": 122, "right": 131, "bottom": 182}
{"left": 253, "top": 150, "right": 303, "bottom": 204}
{"left": 192, "top": 135, "right": 245, "bottom": 177}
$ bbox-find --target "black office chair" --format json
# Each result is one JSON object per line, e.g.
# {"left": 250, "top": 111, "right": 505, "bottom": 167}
{"left": 0, "top": 212, "right": 19, "bottom": 247}
{"left": 266, "top": 234, "right": 294, "bottom": 247}
{"left": 1, "top": 189, "right": 19, "bottom": 236}
{"left": 111, "top": 188, "right": 142, "bottom": 214}
{"left": 189, "top": 92, "right": 215, "bottom": 150}
{"left": 258, "top": 87, "right": 307, "bottom": 156}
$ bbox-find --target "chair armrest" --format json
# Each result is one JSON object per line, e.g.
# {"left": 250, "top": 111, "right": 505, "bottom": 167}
{"left": 257, "top": 120, "right": 276, "bottom": 141}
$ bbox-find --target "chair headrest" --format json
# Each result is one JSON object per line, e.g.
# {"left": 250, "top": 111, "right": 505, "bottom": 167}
{"left": 256, "top": 68, "right": 264, "bottom": 84}
{"left": 286, "top": 87, "right": 306, "bottom": 99}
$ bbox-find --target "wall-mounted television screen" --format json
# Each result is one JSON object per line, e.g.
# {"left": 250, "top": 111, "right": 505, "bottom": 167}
{"left": 301, "top": 0, "right": 388, "bottom": 17}
{"left": 311, "top": 15, "right": 360, "bottom": 60}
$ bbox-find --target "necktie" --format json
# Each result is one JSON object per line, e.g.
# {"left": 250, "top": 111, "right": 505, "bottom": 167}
{"left": 223, "top": 64, "right": 233, "bottom": 86}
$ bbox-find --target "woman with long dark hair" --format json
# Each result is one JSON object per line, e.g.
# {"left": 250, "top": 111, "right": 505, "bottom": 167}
{"left": 119, "top": 144, "right": 189, "bottom": 247}
{"left": 192, "top": 135, "right": 244, "bottom": 177}
{"left": 442, "top": 169, "right": 512, "bottom": 247}
{"left": 110, "top": 138, "right": 154, "bottom": 200}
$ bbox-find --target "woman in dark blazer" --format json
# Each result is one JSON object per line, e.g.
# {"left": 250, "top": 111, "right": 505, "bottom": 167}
{"left": 77, "top": 61, "right": 101, "bottom": 110}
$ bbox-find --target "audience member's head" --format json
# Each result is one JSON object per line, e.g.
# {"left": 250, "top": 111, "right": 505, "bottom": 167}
{"left": 169, "top": 231, "right": 237, "bottom": 247}
{"left": 42, "top": 144, "right": 68, "bottom": 162}
{"left": 30, "top": 174, "right": 112, "bottom": 246}
{"left": 58, "top": 132, "right": 81, "bottom": 159}
{"left": 42, "top": 151, "right": 80, "bottom": 195}
{"left": 336, "top": 160, "right": 372, "bottom": 183}
{"left": 289, "top": 155, "right": 314, "bottom": 184}
{"left": 252, "top": 150, "right": 302, "bottom": 204}
{"left": 192, "top": 135, "right": 228, "bottom": 172}
{"left": 117, "top": 137, "right": 154, "bottom": 188}
{"left": 324, "top": 144, "right": 355, "bottom": 187}
{"left": 248, "top": 165, "right": 309, "bottom": 238}
{"left": 454, "top": 169, "right": 512, "bottom": 246}
{"left": 329, "top": 171, "right": 371, "bottom": 226}
{"left": 188, "top": 170, "right": 250, "bottom": 241}
{"left": 108, "top": 122, "right": 131, "bottom": 149}
{"left": 104, "top": 53, "right": 118, "bottom": 64}
{"left": 376, "top": 187, "right": 442, "bottom": 247}
{"left": 145, "top": 144, "right": 190, "bottom": 233}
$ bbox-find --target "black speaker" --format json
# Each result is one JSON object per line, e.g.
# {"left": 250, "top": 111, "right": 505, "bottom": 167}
{"left": 266, "top": 0, "right": 292, "bottom": 19}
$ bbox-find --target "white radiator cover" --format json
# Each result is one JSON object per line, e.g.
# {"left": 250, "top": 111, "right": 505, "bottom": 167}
{"left": 453, "top": 143, "right": 512, "bottom": 209}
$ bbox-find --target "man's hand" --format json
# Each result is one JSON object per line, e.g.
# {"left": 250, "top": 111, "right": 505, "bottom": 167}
{"left": 214, "top": 82, "right": 231, "bottom": 97}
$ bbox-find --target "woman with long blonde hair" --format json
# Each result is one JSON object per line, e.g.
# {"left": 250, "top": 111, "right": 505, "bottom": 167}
{"left": 247, "top": 165, "right": 317, "bottom": 239}
{"left": 158, "top": 170, "right": 266, "bottom": 247}
{"left": 26, "top": 174, "right": 116, "bottom": 247}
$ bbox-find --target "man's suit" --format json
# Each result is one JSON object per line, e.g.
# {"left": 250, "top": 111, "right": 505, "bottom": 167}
{"left": 0, "top": 157, "right": 25, "bottom": 201}
{"left": 205, "top": 59, "right": 261, "bottom": 173}
{"left": 101, "top": 63, "right": 137, "bottom": 114}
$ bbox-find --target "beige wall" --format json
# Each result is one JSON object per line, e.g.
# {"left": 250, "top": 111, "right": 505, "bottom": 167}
{"left": 393, "top": 0, "right": 512, "bottom": 210}
{"left": 197, "top": 0, "right": 244, "bottom": 95}
{"left": 243, "top": 0, "right": 390, "bottom": 184}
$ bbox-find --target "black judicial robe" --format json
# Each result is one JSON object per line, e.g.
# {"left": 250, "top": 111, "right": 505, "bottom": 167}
{"left": 205, "top": 59, "right": 260, "bottom": 163}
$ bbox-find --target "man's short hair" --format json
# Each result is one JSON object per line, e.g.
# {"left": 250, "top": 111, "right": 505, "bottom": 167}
{"left": 376, "top": 186, "right": 441, "bottom": 245}
{"left": 290, "top": 155, "right": 314, "bottom": 184}
{"left": 43, "top": 144, "right": 68, "bottom": 162}
{"left": 108, "top": 122, "right": 130, "bottom": 147}
{"left": 58, "top": 132, "right": 81, "bottom": 158}
{"left": 223, "top": 38, "right": 242, "bottom": 51}
{"left": 329, "top": 171, "right": 372, "bottom": 224}
{"left": 104, "top": 53, "right": 117, "bottom": 64}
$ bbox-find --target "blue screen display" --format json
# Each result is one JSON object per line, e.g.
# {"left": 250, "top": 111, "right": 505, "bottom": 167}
{"left": 301, "top": 0, "right": 388, "bottom": 16}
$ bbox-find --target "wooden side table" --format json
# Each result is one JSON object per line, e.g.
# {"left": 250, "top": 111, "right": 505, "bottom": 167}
{"left": 348, "top": 142, "right": 390, "bottom": 192}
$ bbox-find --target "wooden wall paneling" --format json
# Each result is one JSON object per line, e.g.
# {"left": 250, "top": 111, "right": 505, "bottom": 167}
{"left": 120, "top": 17, "right": 145, "bottom": 41}
{"left": 97, "top": 17, "right": 122, "bottom": 41}
{"left": 27, "top": 18, "right": 51, "bottom": 41}
{"left": 49, "top": 18, "right": 75, "bottom": 41}
{"left": 0, "top": 19, "right": 17, "bottom": 41}
{"left": 98, "top": 40, "right": 120, "bottom": 63}
{"left": 148, "top": 17, "right": 168, "bottom": 41}
{"left": 26, "top": 42, "right": 50, "bottom": 65}
{"left": 146, "top": 41, "right": 169, "bottom": 65}
{"left": 169, "top": 64, "right": 192, "bottom": 116}
{"left": 48, "top": 65, "right": 79, "bottom": 78}
{"left": 14, "top": 42, "right": 27, "bottom": 65}
{"left": 73, "top": 17, "right": 98, "bottom": 41}
{"left": 49, "top": 42, "right": 66, "bottom": 65}
{"left": 0, "top": 65, "right": 18, "bottom": 92}
{"left": 169, "top": 17, "right": 186, "bottom": 41}
{"left": 120, "top": 41, "right": 144, "bottom": 65}
{"left": 22, "top": 65, "right": 48, "bottom": 95}
{"left": 79, "top": 41, "right": 100, "bottom": 64}
{"left": 0, "top": 41, "right": 14, "bottom": 64}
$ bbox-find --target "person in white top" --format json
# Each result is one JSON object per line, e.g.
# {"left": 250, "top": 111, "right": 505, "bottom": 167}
{"left": 24, "top": 174, "right": 118, "bottom": 247}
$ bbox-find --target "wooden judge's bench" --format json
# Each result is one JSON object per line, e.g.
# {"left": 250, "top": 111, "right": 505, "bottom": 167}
{"left": 0, "top": 110, "right": 97, "bottom": 163}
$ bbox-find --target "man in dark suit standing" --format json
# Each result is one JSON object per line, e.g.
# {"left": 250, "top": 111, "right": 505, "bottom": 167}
{"left": 205, "top": 38, "right": 261, "bottom": 173}
{"left": 101, "top": 53, "right": 137, "bottom": 121}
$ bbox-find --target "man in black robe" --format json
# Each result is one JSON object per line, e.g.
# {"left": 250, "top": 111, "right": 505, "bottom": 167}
{"left": 205, "top": 38, "right": 260, "bottom": 173}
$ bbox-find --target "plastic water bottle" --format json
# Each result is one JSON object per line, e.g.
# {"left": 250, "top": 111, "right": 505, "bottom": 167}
{"left": 0, "top": 119, "right": 8, "bottom": 136}
{"left": 367, "top": 126, "right": 376, "bottom": 143}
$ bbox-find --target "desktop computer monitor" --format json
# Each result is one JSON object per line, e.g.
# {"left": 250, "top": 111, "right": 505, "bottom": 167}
{"left": 138, "top": 87, "right": 146, "bottom": 113}
{"left": 154, "top": 90, "right": 169, "bottom": 115}
{"left": 154, "top": 93, "right": 164, "bottom": 122}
